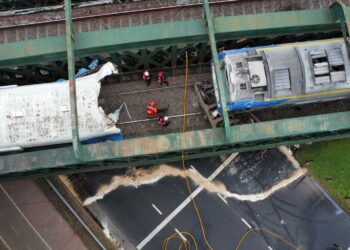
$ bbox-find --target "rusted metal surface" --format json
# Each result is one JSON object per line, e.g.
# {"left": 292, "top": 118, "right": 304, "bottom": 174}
{"left": 2, "top": 111, "right": 350, "bottom": 177}
{"left": 65, "top": 0, "right": 83, "bottom": 160}
{"left": 0, "top": 0, "right": 346, "bottom": 44}
{"left": 203, "top": 0, "right": 231, "bottom": 141}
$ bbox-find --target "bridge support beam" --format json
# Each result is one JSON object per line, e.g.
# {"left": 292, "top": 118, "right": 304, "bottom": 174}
{"left": 0, "top": 7, "right": 346, "bottom": 68}
{"left": 203, "top": 0, "right": 231, "bottom": 142}
{"left": 64, "top": 0, "right": 83, "bottom": 161}
{"left": 2, "top": 111, "right": 350, "bottom": 177}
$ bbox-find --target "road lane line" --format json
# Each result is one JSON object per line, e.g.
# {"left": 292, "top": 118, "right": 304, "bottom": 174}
{"left": 241, "top": 218, "right": 252, "bottom": 229}
{"left": 0, "top": 185, "right": 52, "bottom": 250}
{"left": 267, "top": 246, "right": 273, "bottom": 250}
{"left": 174, "top": 228, "right": 187, "bottom": 242}
{"left": 10, "top": 225, "right": 20, "bottom": 236}
{"left": 217, "top": 193, "right": 228, "bottom": 204}
{"left": 0, "top": 235, "right": 11, "bottom": 250}
{"left": 152, "top": 204, "right": 163, "bottom": 215}
{"left": 136, "top": 153, "right": 238, "bottom": 249}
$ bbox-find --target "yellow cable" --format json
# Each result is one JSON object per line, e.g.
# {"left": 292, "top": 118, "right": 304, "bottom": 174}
{"left": 235, "top": 227, "right": 301, "bottom": 250}
{"left": 162, "top": 51, "right": 214, "bottom": 250}
{"left": 181, "top": 51, "right": 214, "bottom": 250}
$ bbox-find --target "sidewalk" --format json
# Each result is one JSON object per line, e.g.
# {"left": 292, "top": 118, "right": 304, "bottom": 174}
{"left": 0, "top": 179, "right": 86, "bottom": 250}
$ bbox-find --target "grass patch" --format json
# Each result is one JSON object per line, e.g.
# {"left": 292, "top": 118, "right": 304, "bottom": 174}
{"left": 294, "top": 139, "right": 350, "bottom": 214}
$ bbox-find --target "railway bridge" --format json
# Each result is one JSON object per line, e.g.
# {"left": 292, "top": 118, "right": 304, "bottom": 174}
{"left": 1, "top": 0, "right": 350, "bottom": 177}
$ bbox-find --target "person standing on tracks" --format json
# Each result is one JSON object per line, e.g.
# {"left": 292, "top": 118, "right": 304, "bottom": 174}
{"left": 158, "top": 116, "right": 170, "bottom": 127}
{"left": 146, "top": 99, "right": 169, "bottom": 118}
{"left": 157, "top": 71, "right": 169, "bottom": 86}
{"left": 143, "top": 70, "right": 152, "bottom": 87}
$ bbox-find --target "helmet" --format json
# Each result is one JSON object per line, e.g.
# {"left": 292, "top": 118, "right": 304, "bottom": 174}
{"left": 163, "top": 116, "right": 169, "bottom": 121}
{"left": 157, "top": 71, "right": 164, "bottom": 77}
{"left": 144, "top": 71, "right": 150, "bottom": 77}
{"left": 150, "top": 99, "right": 156, "bottom": 106}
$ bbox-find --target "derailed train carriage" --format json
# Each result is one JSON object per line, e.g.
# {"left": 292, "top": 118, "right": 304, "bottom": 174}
{"left": 0, "top": 62, "right": 122, "bottom": 153}
{"left": 212, "top": 38, "right": 350, "bottom": 111}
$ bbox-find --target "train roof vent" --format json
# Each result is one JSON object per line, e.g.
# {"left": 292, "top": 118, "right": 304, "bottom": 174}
{"left": 327, "top": 48, "right": 344, "bottom": 66}
{"left": 273, "top": 68, "right": 291, "bottom": 90}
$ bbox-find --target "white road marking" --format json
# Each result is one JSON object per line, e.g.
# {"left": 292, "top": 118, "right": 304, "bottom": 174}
{"left": 0, "top": 235, "right": 11, "bottom": 250}
{"left": 136, "top": 153, "right": 238, "bottom": 249}
{"left": 217, "top": 193, "right": 228, "bottom": 204}
{"left": 241, "top": 218, "right": 252, "bottom": 229}
{"left": 152, "top": 204, "right": 163, "bottom": 215}
{"left": 174, "top": 228, "right": 187, "bottom": 242}
{"left": 267, "top": 246, "right": 273, "bottom": 250}
{"left": 0, "top": 185, "right": 52, "bottom": 250}
{"left": 190, "top": 165, "right": 197, "bottom": 172}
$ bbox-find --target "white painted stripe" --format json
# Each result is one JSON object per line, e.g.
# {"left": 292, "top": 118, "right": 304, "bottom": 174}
{"left": 241, "top": 218, "right": 252, "bottom": 229}
{"left": 0, "top": 185, "right": 52, "bottom": 250}
{"left": 0, "top": 235, "right": 11, "bottom": 250}
{"left": 217, "top": 193, "right": 228, "bottom": 204}
{"left": 174, "top": 228, "right": 187, "bottom": 242}
{"left": 152, "top": 204, "right": 163, "bottom": 215}
{"left": 267, "top": 246, "right": 273, "bottom": 250}
{"left": 136, "top": 153, "right": 238, "bottom": 249}
{"left": 190, "top": 165, "right": 197, "bottom": 172}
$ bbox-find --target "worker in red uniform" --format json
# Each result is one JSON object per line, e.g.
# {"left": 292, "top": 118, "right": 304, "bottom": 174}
{"left": 143, "top": 70, "right": 151, "bottom": 87}
{"left": 159, "top": 116, "right": 170, "bottom": 127}
{"left": 157, "top": 71, "right": 168, "bottom": 86}
{"left": 146, "top": 99, "right": 169, "bottom": 118}
{"left": 146, "top": 99, "right": 158, "bottom": 118}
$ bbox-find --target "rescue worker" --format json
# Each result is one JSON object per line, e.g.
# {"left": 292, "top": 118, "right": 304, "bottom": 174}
{"left": 146, "top": 99, "right": 158, "bottom": 118}
{"left": 146, "top": 99, "right": 169, "bottom": 118}
{"left": 143, "top": 70, "right": 151, "bottom": 87}
{"left": 157, "top": 71, "right": 168, "bottom": 86}
{"left": 159, "top": 116, "right": 170, "bottom": 127}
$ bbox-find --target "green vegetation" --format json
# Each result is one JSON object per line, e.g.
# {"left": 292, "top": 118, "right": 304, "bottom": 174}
{"left": 295, "top": 139, "right": 350, "bottom": 214}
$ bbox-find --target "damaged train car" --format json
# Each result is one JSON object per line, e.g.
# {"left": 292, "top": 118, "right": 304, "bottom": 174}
{"left": 0, "top": 62, "right": 122, "bottom": 153}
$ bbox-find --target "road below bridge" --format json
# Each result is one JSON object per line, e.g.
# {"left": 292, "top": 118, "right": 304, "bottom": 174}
{"left": 72, "top": 148, "right": 350, "bottom": 250}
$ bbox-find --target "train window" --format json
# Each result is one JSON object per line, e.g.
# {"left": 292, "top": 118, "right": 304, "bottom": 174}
{"left": 273, "top": 68, "right": 291, "bottom": 90}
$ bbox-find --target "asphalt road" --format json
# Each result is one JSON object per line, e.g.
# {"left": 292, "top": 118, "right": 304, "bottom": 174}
{"left": 79, "top": 148, "right": 350, "bottom": 250}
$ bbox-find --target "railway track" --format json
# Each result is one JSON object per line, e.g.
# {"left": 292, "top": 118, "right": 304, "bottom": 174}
{"left": 0, "top": 0, "right": 341, "bottom": 44}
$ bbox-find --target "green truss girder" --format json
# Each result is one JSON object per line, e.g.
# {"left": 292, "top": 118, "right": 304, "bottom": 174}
{"left": 64, "top": 0, "right": 83, "bottom": 161}
{"left": 0, "top": 7, "right": 348, "bottom": 69}
{"left": 2, "top": 111, "right": 350, "bottom": 176}
{"left": 203, "top": 0, "right": 231, "bottom": 142}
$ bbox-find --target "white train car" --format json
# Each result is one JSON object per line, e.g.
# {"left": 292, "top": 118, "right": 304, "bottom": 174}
{"left": 0, "top": 62, "right": 121, "bottom": 153}
{"left": 213, "top": 38, "right": 350, "bottom": 111}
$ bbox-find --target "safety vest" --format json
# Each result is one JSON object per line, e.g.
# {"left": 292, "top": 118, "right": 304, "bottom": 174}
{"left": 146, "top": 105, "right": 158, "bottom": 117}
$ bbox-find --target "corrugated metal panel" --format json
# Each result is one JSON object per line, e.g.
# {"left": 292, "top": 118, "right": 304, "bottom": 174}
{"left": 313, "top": 62, "right": 330, "bottom": 75}
{"left": 327, "top": 48, "right": 344, "bottom": 66}
{"left": 315, "top": 75, "right": 331, "bottom": 85}
{"left": 331, "top": 71, "right": 346, "bottom": 82}
{"left": 273, "top": 68, "right": 291, "bottom": 90}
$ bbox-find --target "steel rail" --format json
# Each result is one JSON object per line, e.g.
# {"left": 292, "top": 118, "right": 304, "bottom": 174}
{"left": 0, "top": 0, "right": 240, "bottom": 30}
{"left": 100, "top": 83, "right": 196, "bottom": 97}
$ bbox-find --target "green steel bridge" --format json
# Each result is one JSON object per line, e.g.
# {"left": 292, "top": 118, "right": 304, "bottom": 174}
{"left": 1, "top": 0, "right": 350, "bottom": 178}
